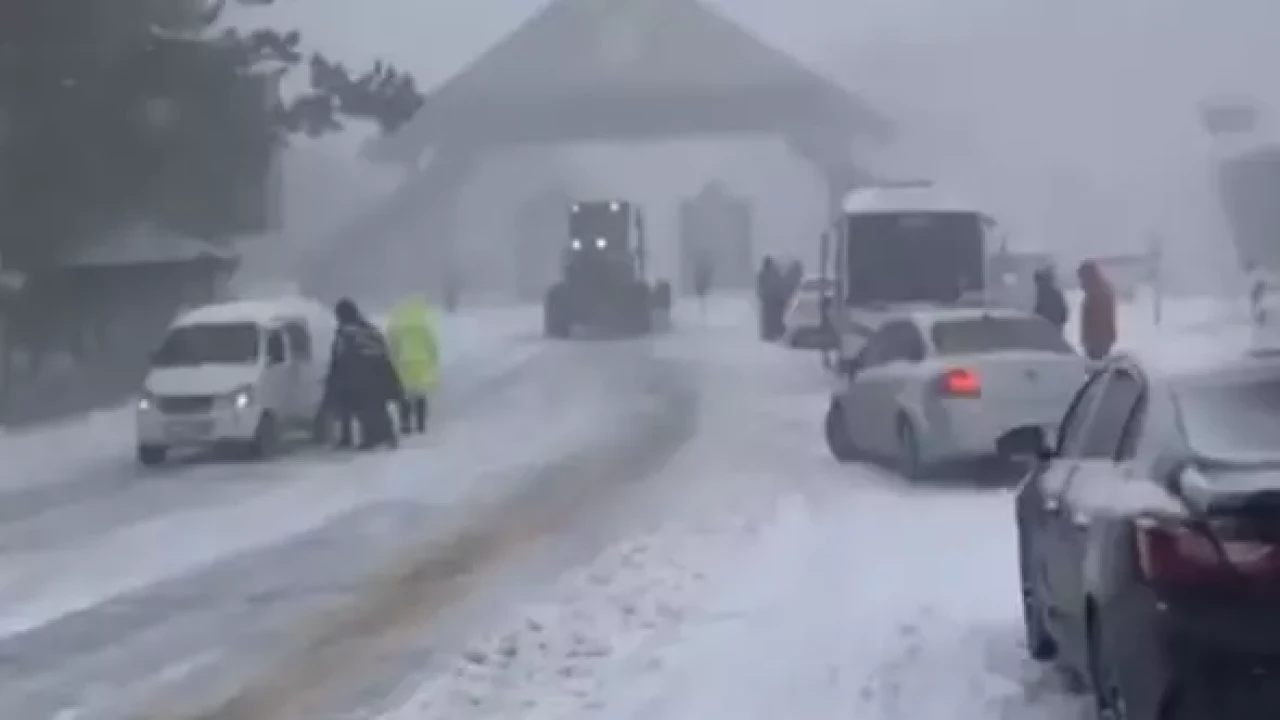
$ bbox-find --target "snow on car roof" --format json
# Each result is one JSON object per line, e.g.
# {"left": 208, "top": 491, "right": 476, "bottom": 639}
{"left": 840, "top": 183, "right": 985, "bottom": 216}
{"left": 174, "top": 297, "right": 328, "bottom": 327}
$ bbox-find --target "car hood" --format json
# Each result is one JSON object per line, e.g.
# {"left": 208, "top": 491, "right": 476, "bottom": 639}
{"left": 144, "top": 365, "right": 259, "bottom": 397}
{"left": 1177, "top": 456, "right": 1280, "bottom": 517}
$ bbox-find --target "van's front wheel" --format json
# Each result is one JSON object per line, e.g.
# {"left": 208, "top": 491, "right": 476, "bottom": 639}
{"left": 138, "top": 444, "right": 167, "bottom": 467}
{"left": 246, "top": 412, "right": 280, "bottom": 460}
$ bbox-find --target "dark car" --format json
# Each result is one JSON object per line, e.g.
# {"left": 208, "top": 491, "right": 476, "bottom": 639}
{"left": 999, "top": 350, "right": 1280, "bottom": 720}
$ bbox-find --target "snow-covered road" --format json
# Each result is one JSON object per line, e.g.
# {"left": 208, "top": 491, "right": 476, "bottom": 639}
{"left": 0, "top": 293, "right": 1247, "bottom": 719}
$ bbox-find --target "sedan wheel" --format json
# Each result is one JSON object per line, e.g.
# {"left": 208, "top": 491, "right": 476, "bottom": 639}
{"left": 824, "top": 401, "right": 860, "bottom": 463}
{"left": 896, "top": 418, "right": 927, "bottom": 480}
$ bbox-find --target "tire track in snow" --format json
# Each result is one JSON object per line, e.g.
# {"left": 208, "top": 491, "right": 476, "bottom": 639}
{"left": 354, "top": 305, "right": 845, "bottom": 720}
{"left": 500, "top": 305, "right": 1085, "bottom": 720}
{"left": 0, "top": 339, "right": 548, "bottom": 555}
{"left": 140, "top": 341, "right": 700, "bottom": 720}
{"left": 608, "top": 470, "right": 1088, "bottom": 720}
{"left": 0, "top": 340, "right": 624, "bottom": 718}
{"left": 370, "top": 467, "right": 805, "bottom": 720}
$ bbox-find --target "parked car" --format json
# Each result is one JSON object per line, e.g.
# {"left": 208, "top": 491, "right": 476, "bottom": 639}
{"left": 782, "top": 276, "right": 836, "bottom": 349}
{"left": 1001, "top": 349, "right": 1280, "bottom": 720}
{"left": 824, "top": 304, "right": 1089, "bottom": 479}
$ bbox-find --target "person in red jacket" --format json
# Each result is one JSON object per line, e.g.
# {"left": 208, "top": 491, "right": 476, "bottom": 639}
{"left": 1077, "top": 260, "right": 1117, "bottom": 360}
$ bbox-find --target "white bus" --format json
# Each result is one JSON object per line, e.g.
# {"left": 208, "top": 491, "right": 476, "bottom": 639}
{"left": 818, "top": 181, "right": 1001, "bottom": 371}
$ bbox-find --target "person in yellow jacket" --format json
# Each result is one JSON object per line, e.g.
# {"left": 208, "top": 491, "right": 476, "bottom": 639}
{"left": 386, "top": 295, "right": 440, "bottom": 434}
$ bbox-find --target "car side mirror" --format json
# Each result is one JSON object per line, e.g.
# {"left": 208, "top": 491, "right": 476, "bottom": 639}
{"left": 996, "top": 425, "right": 1052, "bottom": 462}
{"left": 1152, "top": 455, "right": 1193, "bottom": 491}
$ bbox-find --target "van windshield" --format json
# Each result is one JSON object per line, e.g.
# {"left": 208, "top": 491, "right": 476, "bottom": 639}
{"left": 153, "top": 323, "right": 261, "bottom": 367}
{"left": 844, "top": 212, "right": 985, "bottom": 305}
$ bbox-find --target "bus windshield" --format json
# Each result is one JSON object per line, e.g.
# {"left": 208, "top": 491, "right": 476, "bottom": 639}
{"left": 844, "top": 212, "right": 985, "bottom": 305}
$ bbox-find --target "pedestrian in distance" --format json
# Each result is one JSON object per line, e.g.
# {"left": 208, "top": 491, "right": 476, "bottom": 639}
{"left": 1032, "top": 266, "right": 1068, "bottom": 333}
{"left": 1077, "top": 260, "right": 1118, "bottom": 361}
{"left": 387, "top": 294, "right": 439, "bottom": 435}
{"left": 693, "top": 258, "right": 713, "bottom": 316}
{"left": 756, "top": 256, "right": 785, "bottom": 341}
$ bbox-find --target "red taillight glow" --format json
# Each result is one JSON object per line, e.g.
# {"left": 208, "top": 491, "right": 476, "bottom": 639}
{"left": 1134, "top": 516, "right": 1280, "bottom": 583}
{"left": 939, "top": 368, "right": 981, "bottom": 397}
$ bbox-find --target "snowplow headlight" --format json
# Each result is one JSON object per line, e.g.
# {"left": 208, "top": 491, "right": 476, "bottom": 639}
{"left": 571, "top": 238, "right": 583, "bottom": 250}
{"left": 596, "top": 238, "right": 607, "bottom": 249}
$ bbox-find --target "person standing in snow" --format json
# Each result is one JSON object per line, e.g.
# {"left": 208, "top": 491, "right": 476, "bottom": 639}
{"left": 387, "top": 295, "right": 439, "bottom": 435}
{"left": 693, "top": 256, "right": 713, "bottom": 312}
{"left": 1077, "top": 260, "right": 1118, "bottom": 361}
{"left": 756, "top": 256, "right": 784, "bottom": 340}
{"left": 1032, "top": 267, "right": 1068, "bottom": 333}
{"left": 325, "top": 298, "right": 403, "bottom": 450}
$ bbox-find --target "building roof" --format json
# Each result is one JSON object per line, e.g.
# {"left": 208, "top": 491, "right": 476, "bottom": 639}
{"left": 368, "top": 0, "right": 888, "bottom": 159}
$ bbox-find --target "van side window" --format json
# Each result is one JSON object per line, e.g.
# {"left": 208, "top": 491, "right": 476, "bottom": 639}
{"left": 266, "top": 331, "right": 287, "bottom": 365}
{"left": 284, "top": 323, "right": 311, "bottom": 360}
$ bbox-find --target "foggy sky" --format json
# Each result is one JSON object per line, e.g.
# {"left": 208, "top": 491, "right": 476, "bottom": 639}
{"left": 243, "top": 0, "right": 1280, "bottom": 287}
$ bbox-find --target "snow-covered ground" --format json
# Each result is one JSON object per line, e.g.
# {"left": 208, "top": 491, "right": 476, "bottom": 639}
{"left": 0, "top": 302, "right": 574, "bottom": 718}
{"left": 364, "top": 293, "right": 1241, "bottom": 720}
{"left": 0, "top": 293, "right": 1247, "bottom": 719}
{"left": 0, "top": 304, "right": 541, "bottom": 496}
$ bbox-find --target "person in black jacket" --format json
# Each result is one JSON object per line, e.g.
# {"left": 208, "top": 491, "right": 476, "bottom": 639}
{"left": 1032, "top": 267, "right": 1068, "bottom": 332}
{"left": 693, "top": 256, "right": 713, "bottom": 310}
{"left": 756, "top": 256, "right": 785, "bottom": 340}
{"left": 324, "top": 298, "right": 404, "bottom": 450}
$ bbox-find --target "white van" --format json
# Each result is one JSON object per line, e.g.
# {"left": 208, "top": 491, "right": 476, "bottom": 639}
{"left": 135, "top": 297, "right": 336, "bottom": 465}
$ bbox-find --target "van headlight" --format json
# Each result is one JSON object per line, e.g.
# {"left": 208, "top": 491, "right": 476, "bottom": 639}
{"left": 227, "top": 385, "right": 255, "bottom": 411}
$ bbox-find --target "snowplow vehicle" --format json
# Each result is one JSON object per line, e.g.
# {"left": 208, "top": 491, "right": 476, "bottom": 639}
{"left": 544, "top": 200, "right": 671, "bottom": 337}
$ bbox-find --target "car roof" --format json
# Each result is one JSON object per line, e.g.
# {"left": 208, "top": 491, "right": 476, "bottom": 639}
{"left": 840, "top": 182, "right": 987, "bottom": 216}
{"left": 174, "top": 297, "right": 328, "bottom": 327}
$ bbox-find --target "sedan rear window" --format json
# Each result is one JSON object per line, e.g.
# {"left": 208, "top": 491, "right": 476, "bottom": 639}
{"left": 1177, "top": 372, "right": 1280, "bottom": 457}
{"left": 931, "top": 316, "right": 1072, "bottom": 355}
